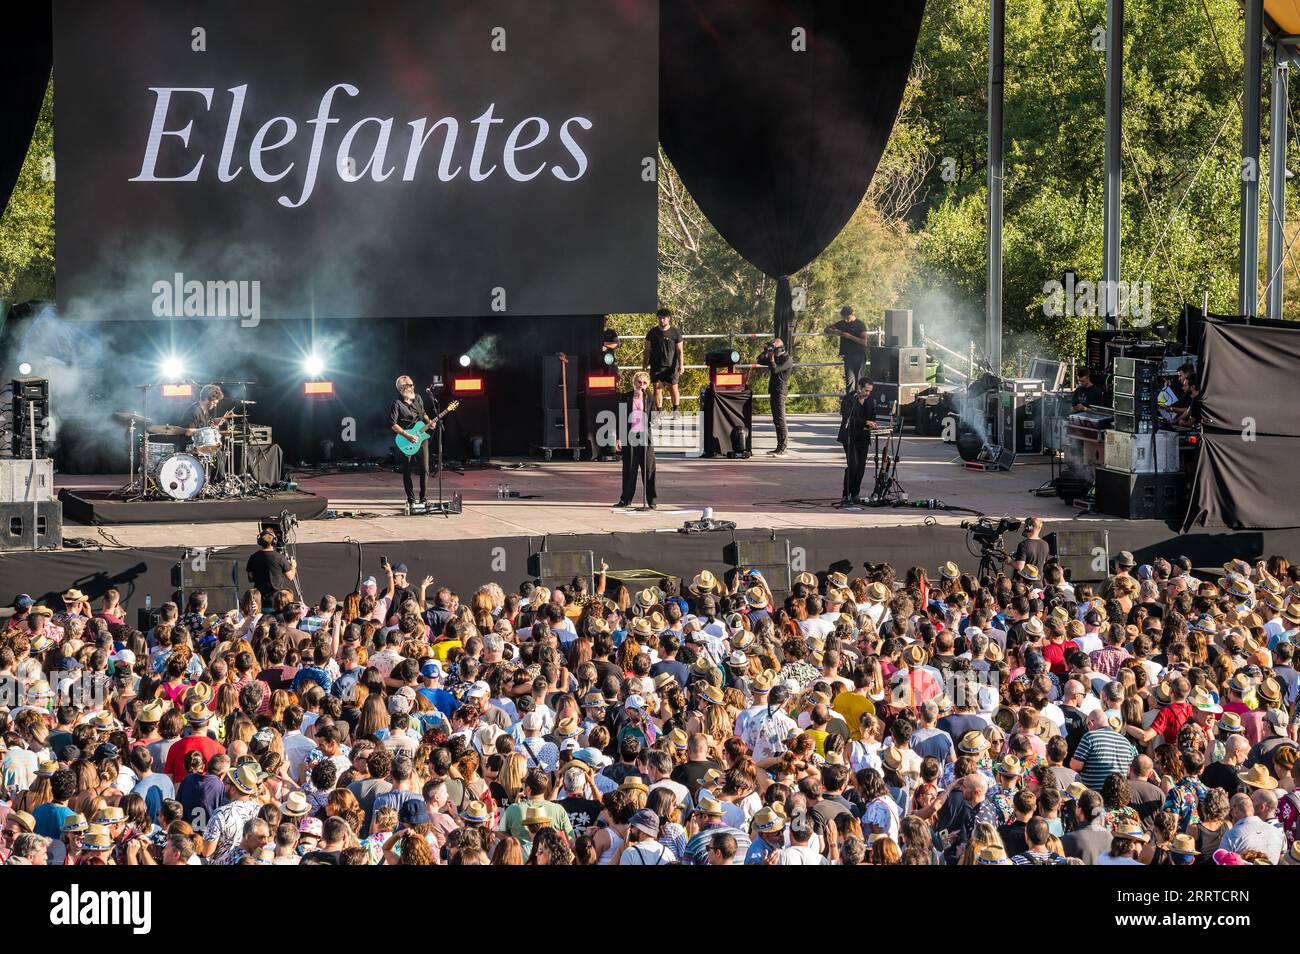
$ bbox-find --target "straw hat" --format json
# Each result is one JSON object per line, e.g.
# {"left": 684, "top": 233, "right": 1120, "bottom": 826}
{"left": 1216, "top": 712, "right": 1245, "bottom": 734}
{"left": 902, "top": 643, "right": 928, "bottom": 668}
{"left": 61, "top": 813, "right": 89, "bottom": 834}
{"left": 224, "top": 762, "right": 262, "bottom": 796}
{"left": 978, "top": 845, "right": 1013, "bottom": 865}
{"left": 794, "top": 571, "right": 818, "bottom": 589}
{"left": 1189, "top": 689, "right": 1222, "bottom": 714}
{"left": 521, "top": 804, "right": 553, "bottom": 828}
{"left": 1018, "top": 564, "right": 1040, "bottom": 583}
{"left": 688, "top": 570, "right": 720, "bottom": 596}
{"left": 667, "top": 728, "right": 689, "bottom": 751}
{"left": 629, "top": 617, "right": 655, "bottom": 639}
{"left": 866, "top": 581, "right": 890, "bottom": 603}
{"left": 634, "top": 588, "right": 658, "bottom": 611}
{"left": 938, "top": 561, "right": 961, "bottom": 581}
{"left": 280, "top": 791, "right": 311, "bottom": 818}
{"left": 185, "top": 703, "right": 213, "bottom": 724}
{"left": 62, "top": 588, "right": 87, "bottom": 603}
{"left": 699, "top": 684, "right": 725, "bottom": 706}
{"left": 554, "top": 716, "right": 581, "bottom": 739}
{"left": 92, "top": 805, "right": 126, "bottom": 826}
{"left": 460, "top": 801, "right": 490, "bottom": 824}
{"left": 1258, "top": 678, "right": 1283, "bottom": 706}
{"left": 958, "top": 730, "right": 989, "bottom": 755}
{"left": 79, "top": 827, "right": 114, "bottom": 852}
{"left": 753, "top": 806, "right": 787, "bottom": 833}
{"left": 35, "top": 760, "right": 59, "bottom": 778}
{"left": 1112, "top": 822, "right": 1150, "bottom": 843}
{"left": 984, "top": 640, "right": 1004, "bottom": 663}
{"left": 994, "top": 754, "right": 1023, "bottom": 778}
{"left": 1169, "top": 833, "right": 1198, "bottom": 856}
{"left": 1021, "top": 617, "right": 1044, "bottom": 639}
{"left": 136, "top": 700, "right": 166, "bottom": 724}
{"left": 880, "top": 745, "right": 906, "bottom": 773}
{"left": 744, "top": 586, "right": 769, "bottom": 609}
{"left": 694, "top": 793, "right": 725, "bottom": 816}
{"left": 618, "top": 775, "right": 649, "bottom": 794}
{"left": 751, "top": 669, "right": 777, "bottom": 693}
{"left": 1238, "top": 764, "right": 1279, "bottom": 789}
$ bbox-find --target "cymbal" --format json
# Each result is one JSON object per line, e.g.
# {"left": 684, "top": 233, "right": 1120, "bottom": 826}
{"left": 238, "top": 399, "right": 257, "bottom": 405}
{"left": 146, "top": 424, "right": 187, "bottom": 436}
{"left": 112, "top": 410, "right": 151, "bottom": 425}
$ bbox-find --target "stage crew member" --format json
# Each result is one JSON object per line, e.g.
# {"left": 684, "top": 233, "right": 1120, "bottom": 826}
{"left": 1069, "top": 367, "right": 1105, "bottom": 412}
{"left": 760, "top": 338, "right": 794, "bottom": 457}
{"left": 838, "top": 377, "right": 879, "bottom": 505}
{"left": 616, "top": 370, "right": 657, "bottom": 509}
{"left": 824, "top": 305, "right": 869, "bottom": 393}
{"left": 643, "top": 308, "right": 684, "bottom": 418}
{"left": 389, "top": 375, "right": 436, "bottom": 508}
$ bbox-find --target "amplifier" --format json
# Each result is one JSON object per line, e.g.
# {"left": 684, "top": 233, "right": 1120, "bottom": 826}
{"left": 0, "top": 459, "right": 53, "bottom": 502}
{"left": 1113, "top": 357, "right": 1161, "bottom": 386}
{"left": 725, "top": 538, "right": 791, "bottom": 594}
{"left": 1113, "top": 411, "right": 1156, "bottom": 434}
{"left": 869, "top": 346, "right": 927, "bottom": 384}
{"left": 248, "top": 425, "right": 273, "bottom": 446}
{"left": 1112, "top": 393, "right": 1159, "bottom": 419}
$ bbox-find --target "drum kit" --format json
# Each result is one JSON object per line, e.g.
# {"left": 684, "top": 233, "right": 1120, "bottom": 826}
{"left": 112, "top": 399, "right": 269, "bottom": 501}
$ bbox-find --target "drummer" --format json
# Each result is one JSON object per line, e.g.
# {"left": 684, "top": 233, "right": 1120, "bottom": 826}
{"left": 181, "top": 384, "right": 224, "bottom": 439}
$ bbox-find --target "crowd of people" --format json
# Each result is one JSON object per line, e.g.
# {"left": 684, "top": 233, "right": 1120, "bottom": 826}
{"left": 2, "top": 519, "right": 1299, "bottom": 867}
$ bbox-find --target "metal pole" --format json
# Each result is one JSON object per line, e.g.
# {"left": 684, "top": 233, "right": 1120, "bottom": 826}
{"left": 1267, "top": 47, "right": 1289, "bottom": 320}
{"left": 1240, "top": 0, "right": 1264, "bottom": 317}
{"left": 1102, "top": 0, "right": 1123, "bottom": 328}
{"left": 987, "top": 0, "right": 1004, "bottom": 375}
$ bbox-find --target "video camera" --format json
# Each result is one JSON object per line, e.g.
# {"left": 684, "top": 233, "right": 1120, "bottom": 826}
{"left": 960, "top": 515, "right": 1022, "bottom": 547}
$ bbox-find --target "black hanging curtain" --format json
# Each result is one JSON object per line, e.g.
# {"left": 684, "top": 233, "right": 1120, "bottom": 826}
{"left": 1183, "top": 319, "right": 1300, "bottom": 530}
{"left": 0, "top": 2, "right": 53, "bottom": 218}
{"left": 659, "top": 0, "right": 926, "bottom": 342}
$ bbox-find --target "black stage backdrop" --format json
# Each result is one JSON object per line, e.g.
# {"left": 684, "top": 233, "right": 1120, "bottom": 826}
{"left": 0, "top": 3, "right": 51, "bottom": 216}
{"left": 53, "top": 0, "right": 658, "bottom": 319}
{"left": 659, "top": 0, "right": 925, "bottom": 341}
{"left": 1184, "top": 319, "right": 1300, "bottom": 530}
{"left": 5, "top": 519, "right": 1299, "bottom": 616}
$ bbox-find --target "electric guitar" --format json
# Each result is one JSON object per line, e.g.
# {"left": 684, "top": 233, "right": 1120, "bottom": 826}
{"left": 394, "top": 400, "right": 460, "bottom": 457}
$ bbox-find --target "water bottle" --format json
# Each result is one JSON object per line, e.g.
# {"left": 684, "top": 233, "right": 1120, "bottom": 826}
{"left": 504, "top": 485, "right": 512, "bottom": 498}
{"left": 145, "top": 594, "right": 152, "bottom": 611}
{"left": 496, "top": 484, "right": 503, "bottom": 499}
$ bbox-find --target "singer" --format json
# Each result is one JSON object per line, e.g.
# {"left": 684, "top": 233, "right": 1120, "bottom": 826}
{"left": 837, "top": 377, "right": 879, "bottom": 504}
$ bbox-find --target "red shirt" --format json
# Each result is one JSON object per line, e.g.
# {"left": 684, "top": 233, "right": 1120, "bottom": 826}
{"left": 1149, "top": 702, "right": 1193, "bottom": 745}
{"left": 163, "top": 734, "right": 226, "bottom": 784}
{"left": 1040, "top": 639, "right": 1078, "bottom": 675}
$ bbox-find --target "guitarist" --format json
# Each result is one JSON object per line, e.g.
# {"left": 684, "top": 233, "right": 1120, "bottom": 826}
{"left": 389, "top": 375, "right": 436, "bottom": 507}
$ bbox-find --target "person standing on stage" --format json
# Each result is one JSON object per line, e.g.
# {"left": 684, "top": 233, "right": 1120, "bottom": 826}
{"left": 837, "top": 377, "right": 879, "bottom": 505}
{"left": 759, "top": 338, "right": 794, "bottom": 457}
{"left": 643, "top": 308, "right": 684, "bottom": 418}
{"left": 616, "top": 370, "right": 657, "bottom": 509}
{"left": 389, "top": 375, "right": 436, "bottom": 508}
{"left": 824, "top": 305, "right": 869, "bottom": 393}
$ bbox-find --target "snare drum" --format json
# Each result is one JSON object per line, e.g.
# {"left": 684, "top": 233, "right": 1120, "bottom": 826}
{"left": 189, "top": 426, "right": 222, "bottom": 455}
{"left": 156, "top": 453, "right": 206, "bottom": 500}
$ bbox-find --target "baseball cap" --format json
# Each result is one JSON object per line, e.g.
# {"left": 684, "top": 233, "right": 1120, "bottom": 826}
{"left": 420, "top": 660, "right": 445, "bottom": 680}
{"left": 11, "top": 594, "right": 32, "bottom": 610}
{"left": 398, "top": 800, "right": 431, "bottom": 827}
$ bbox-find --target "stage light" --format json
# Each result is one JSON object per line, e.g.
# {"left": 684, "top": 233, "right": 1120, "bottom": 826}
{"left": 303, "top": 381, "right": 335, "bottom": 396}
{"left": 600, "top": 351, "right": 616, "bottom": 367}
{"left": 17, "top": 362, "right": 32, "bottom": 375}
{"left": 586, "top": 373, "right": 617, "bottom": 393}
{"left": 159, "top": 355, "right": 186, "bottom": 381}
{"left": 705, "top": 347, "right": 742, "bottom": 368}
{"left": 302, "top": 353, "right": 326, "bottom": 378}
{"left": 451, "top": 376, "right": 484, "bottom": 395}
{"left": 161, "top": 383, "right": 193, "bottom": 398}
{"left": 458, "top": 354, "right": 472, "bottom": 368}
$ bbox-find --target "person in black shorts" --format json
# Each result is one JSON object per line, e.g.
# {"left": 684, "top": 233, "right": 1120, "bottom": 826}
{"left": 643, "top": 308, "right": 684, "bottom": 418}
{"left": 1012, "top": 517, "right": 1051, "bottom": 575}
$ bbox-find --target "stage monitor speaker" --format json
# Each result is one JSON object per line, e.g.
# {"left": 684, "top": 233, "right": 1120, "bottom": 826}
{"left": 724, "top": 538, "right": 791, "bottom": 593}
{"left": 540, "top": 355, "right": 578, "bottom": 410}
{"left": 0, "top": 500, "right": 62, "bottom": 550}
{"left": 529, "top": 549, "right": 595, "bottom": 589}
{"left": 0, "top": 459, "right": 54, "bottom": 502}
{"left": 1045, "top": 529, "right": 1110, "bottom": 582}
{"left": 170, "top": 551, "right": 241, "bottom": 614}
{"left": 883, "top": 309, "right": 913, "bottom": 347}
{"left": 1095, "top": 467, "right": 1185, "bottom": 520}
{"left": 579, "top": 390, "right": 621, "bottom": 460}
{"left": 869, "top": 346, "right": 926, "bottom": 384}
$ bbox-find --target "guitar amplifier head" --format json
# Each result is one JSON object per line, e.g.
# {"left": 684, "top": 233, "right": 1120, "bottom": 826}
{"left": 249, "top": 425, "right": 273, "bottom": 446}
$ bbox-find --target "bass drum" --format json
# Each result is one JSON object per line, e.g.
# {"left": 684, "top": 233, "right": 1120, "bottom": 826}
{"left": 155, "top": 453, "right": 206, "bottom": 500}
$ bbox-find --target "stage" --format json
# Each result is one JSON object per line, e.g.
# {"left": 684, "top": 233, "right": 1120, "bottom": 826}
{"left": 2, "top": 415, "right": 1295, "bottom": 609}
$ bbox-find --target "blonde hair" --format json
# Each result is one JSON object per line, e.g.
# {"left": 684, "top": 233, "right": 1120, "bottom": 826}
{"left": 633, "top": 370, "right": 651, "bottom": 388}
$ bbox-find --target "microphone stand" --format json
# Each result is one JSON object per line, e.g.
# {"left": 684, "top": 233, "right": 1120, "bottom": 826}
{"left": 423, "top": 386, "right": 456, "bottom": 518}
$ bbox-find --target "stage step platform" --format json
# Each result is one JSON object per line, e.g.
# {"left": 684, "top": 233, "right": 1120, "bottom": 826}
{"left": 57, "top": 488, "right": 328, "bottom": 526}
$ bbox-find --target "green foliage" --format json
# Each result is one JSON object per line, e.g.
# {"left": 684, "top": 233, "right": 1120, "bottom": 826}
{"left": 0, "top": 77, "right": 55, "bottom": 305}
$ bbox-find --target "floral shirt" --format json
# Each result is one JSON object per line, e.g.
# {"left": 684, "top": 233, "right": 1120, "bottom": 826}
{"left": 779, "top": 661, "right": 820, "bottom": 691}
{"left": 1104, "top": 806, "right": 1139, "bottom": 832}
{"left": 1163, "top": 776, "right": 1208, "bottom": 833}
{"left": 988, "top": 786, "right": 1017, "bottom": 826}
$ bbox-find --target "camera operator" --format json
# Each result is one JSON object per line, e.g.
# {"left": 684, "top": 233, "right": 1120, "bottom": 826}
{"left": 1012, "top": 517, "right": 1049, "bottom": 574}
{"left": 758, "top": 338, "right": 794, "bottom": 457}
{"left": 246, "top": 528, "right": 296, "bottom": 604}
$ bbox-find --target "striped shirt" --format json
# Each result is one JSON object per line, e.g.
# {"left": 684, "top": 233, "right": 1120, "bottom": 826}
{"left": 1072, "top": 727, "right": 1137, "bottom": 790}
